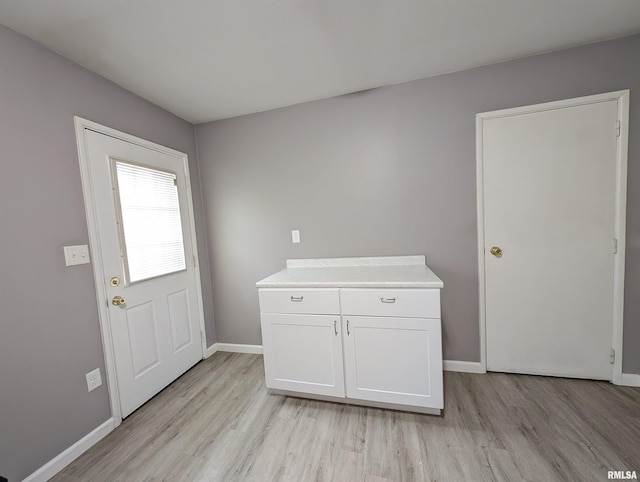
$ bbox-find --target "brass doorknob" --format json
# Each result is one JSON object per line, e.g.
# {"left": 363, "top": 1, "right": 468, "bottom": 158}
{"left": 112, "top": 295, "right": 126, "bottom": 306}
{"left": 490, "top": 246, "right": 503, "bottom": 256}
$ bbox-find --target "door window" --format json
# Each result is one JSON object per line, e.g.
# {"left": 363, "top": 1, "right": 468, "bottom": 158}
{"left": 111, "top": 159, "right": 186, "bottom": 284}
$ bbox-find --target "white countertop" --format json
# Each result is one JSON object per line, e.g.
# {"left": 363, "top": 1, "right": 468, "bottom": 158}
{"left": 256, "top": 255, "right": 443, "bottom": 289}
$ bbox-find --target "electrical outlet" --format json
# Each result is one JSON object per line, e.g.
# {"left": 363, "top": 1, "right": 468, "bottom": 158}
{"left": 86, "top": 368, "right": 102, "bottom": 392}
{"left": 291, "top": 229, "right": 301, "bottom": 244}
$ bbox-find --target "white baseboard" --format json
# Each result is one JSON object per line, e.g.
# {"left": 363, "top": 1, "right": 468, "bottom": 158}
{"left": 23, "top": 418, "right": 114, "bottom": 482}
{"left": 443, "top": 360, "right": 486, "bottom": 374}
{"left": 213, "top": 343, "right": 264, "bottom": 354}
{"left": 620, "top": 373, "right": 640, "bottom": 387}
{"left": 204, "top": 343, "right": 218, "bottom": 358}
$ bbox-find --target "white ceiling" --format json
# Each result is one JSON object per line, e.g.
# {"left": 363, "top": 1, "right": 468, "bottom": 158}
{"left": 2, "top": 1, "right": 640, "bottom": 124}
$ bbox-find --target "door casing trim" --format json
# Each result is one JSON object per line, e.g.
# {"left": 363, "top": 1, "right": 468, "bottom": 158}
{"left": 74, "top": 117, "right": 208, "bottom": 425}
{"left": 475, "top": 90, "right": 629, "bottom": 384}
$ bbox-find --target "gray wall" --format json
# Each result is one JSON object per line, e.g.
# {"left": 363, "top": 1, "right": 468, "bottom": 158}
{"left": 196, "top": 34, "right": 640, "bottom": 374}
{"left": 0, "top": 25, "right": 215, "bottom": 481}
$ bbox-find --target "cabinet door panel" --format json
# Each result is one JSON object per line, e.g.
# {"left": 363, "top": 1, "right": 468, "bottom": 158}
{"left": 343, "top": 316, "right": 443, "bottom": 408}
{"left": 261, "top": 313, "right": 345, "bottom": 397}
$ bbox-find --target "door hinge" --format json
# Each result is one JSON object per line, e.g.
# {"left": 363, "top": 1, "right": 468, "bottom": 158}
{"left": 616, "top": 120, "right": 621, "bottom": 137}
{"left": 610, "top": 348, "right": 615, "bottom": 364}
{"left": 613, "top": 238, "right": 618, "bottom": 254}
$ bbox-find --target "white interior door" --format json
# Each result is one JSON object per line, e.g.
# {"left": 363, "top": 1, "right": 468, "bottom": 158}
{"left": 481, "top": 98, "right": 622, "bottom": 380}
{"left": 84, "top": 129, "right": 203, "bottom": 417}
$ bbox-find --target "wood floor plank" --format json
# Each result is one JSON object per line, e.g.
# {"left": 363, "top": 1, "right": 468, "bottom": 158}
{"left": 52, "top": 353, "right": 640, "bottom": 482}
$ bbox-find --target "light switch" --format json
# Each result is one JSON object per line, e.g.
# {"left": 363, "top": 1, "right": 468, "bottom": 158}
{"left": 291, "top": 230, "right": 301, "bottom": 244}
{"left": 64, "top": 245, "right": 91, "bottom": 266}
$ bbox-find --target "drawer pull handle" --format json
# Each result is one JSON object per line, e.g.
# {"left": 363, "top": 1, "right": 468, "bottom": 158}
{"left": 334, "top": 320, "right": 338, "bottom": 336}
{"left": 290, "top": 296, "right": 304, "bottom": 302}
{"left": 347, "top": 319, "right": 350, "bottom": 336}
{"left": 380, "top": 297, "right": 396, "bottom": 303}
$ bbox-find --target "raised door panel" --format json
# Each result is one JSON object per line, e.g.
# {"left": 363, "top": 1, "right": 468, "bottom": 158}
{"left": 125, "top": 301, "right": 161, "bottom": 378}
{"left": 112, "top": 299, "right": 172, "bottom": 417}
{"left": 343, "top": 316, "right": 443, "bottom": 408}
{"left": 261, "top": 313, "right": 345, "bottom": 397}
{"left": 167, "top": 289, "right": 193, "bottom": 354}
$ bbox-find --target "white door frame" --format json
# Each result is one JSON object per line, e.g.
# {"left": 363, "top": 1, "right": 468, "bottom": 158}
{"left": 74, "top": 117, "right": 208, "bottom": 425}
{"left": 476, "top": 90, "right": 629, "bottom": 384}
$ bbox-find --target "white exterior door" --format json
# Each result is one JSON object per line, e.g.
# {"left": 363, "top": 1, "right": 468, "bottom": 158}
{"left": 480, "top": 97, "right": 623, "bottom": 380}
{"left": 83, "top": 128, "right": 203, "bottom": 418}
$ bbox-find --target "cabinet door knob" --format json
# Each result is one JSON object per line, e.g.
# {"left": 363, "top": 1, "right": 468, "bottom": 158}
{"left": 490, "top": 246, "right": 503, "bottom": 257}
{"left": 346, "top": 319, "right": 350, "bottom": 336}
{"left": 334, "top": 320, "right": 338, "bottom": 336}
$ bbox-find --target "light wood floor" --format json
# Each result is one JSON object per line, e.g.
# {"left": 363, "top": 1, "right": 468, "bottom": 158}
{"left": 53, "top": 353, "right": 640, "bottom": 482}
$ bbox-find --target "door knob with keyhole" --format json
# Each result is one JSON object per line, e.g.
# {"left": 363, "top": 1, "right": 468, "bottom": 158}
{"left": 112, "top": 295, "right": 126, "bottom": 306}
{"left": 490, "top": 246, "right": 503, "bottom": 257}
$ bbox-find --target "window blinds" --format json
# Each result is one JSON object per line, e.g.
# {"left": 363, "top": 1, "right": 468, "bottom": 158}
{"left": 113, "top": 160, "right": 187, "bottom": 283}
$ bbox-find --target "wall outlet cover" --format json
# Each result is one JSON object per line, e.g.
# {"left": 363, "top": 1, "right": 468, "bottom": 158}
{"left": 64, "top": 244, "right": 91, "bottom": 266}
{"left": 86, "top": 368, "right": 102, "bottom": 392}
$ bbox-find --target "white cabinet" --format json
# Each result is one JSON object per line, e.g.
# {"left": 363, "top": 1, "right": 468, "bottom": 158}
{"left": 258, "top": 283, "right": 443, "bottom": 413}
{"left": 259, "top": 289, "right": 344, "bottom": 397}
{"left": 342, "top": 315, "right": 442, "bottom": 408}
{"left": 258, "top": 287, "right": 340, "bottom": 315}
{"left": 340, "top": 288, "right": 442, "bottom": 408}
{"left": 340, "top": 288, "right": 441, "bottom": 318}
{"left": 260, "top": 313, "right": 345, "bottom": 397}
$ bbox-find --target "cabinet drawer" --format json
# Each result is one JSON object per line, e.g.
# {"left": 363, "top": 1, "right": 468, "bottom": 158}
{"left": 340, "top": 288, "right": 440, "bottom": 318}
{"left": 259, "top": 288, "right": 340, "bottom": 315}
